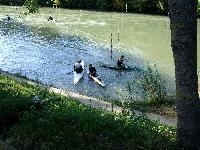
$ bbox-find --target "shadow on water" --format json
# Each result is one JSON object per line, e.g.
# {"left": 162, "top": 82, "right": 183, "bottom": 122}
{"left": 0, "top": 19, "right": 146, "bottom": 100}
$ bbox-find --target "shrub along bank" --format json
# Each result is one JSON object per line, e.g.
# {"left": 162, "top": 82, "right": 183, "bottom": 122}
{"left": 0, "top": 73, "right": 176, "bottom": 149}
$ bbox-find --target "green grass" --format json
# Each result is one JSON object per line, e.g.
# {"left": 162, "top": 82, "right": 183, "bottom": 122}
{"left": 113, "top": 99, "right": 176, "bottom": 118}
{"left": 113, "top": 98, "right": 175, "bottom": 111}
{"left": 0, "top": 74, "right": 176, "bottom": 149}
{"left": 0, "top": 74, "right": 40, "bottom": 132}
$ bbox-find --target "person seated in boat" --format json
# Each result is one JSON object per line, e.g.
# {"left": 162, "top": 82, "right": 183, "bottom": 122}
{"left": 89, "top": 64, "right": 97, "bottom": 77}
{"left": 117, "top": 55, "right": 126, "bottom": 67}
{"left": 48, "top": 15, "right": 53, "bottom": 21}
{"left": 7, "top": 15, "right": 11, "bottom": 21}
{"left": 74, "top": 60, "right": 83, "bottom": 73}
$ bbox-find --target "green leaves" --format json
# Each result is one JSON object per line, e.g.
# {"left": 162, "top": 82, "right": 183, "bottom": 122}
{"left": 132, "top": 65, "right": 169, "bottom": 105}
{"left": 24, "top": 0, "right": 39, "bottom": 14}
{"left": 198, "top": 0, "right": 200, "bottom": 16}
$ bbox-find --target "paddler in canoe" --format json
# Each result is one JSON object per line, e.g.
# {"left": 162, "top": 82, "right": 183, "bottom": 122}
{"left": 7, "top": 15, "right": 11, "bottom": 21}
{"left": 48, "top": 15, "right": 53, "bottom": 21}
{"left": 74, "top": 60, "right": 83, "bottom": 73}
{"left": 88, "top": 64, "right": 105, "bottom": 86}
{"left": 88, "top": 64, "right": 97, "bottom": 77}
{"left": 117, "top": 55, "right": 126, "bottom": 67}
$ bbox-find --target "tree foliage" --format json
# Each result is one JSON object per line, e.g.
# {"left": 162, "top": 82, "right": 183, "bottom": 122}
{"left": 24, "top": 0, "right": 39, "bottom": 13}
{"left": 52, "top": 0, "right": 60, "bottom": 6}
{"left": 0, "top": 0, "right": 200, "bottom": 15}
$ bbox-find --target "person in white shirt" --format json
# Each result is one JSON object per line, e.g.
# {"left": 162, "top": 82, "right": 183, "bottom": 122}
{"left": 74, "top": 60, "right": 83, "bottom": 73}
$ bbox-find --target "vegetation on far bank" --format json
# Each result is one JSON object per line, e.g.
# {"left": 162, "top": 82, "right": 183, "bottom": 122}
{"left": 1, "top": 0, "right": 200, "bottom": 16}
{"left": 0, "top": 73, "right": 176, "bottom": 149}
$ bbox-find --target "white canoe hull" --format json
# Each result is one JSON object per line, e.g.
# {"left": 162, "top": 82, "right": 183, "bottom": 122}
{"left": 74, "top": 60, "right": 84, "bottom": 84}
{"left": 88, "top": 73, "right": 105, "bottom": 87}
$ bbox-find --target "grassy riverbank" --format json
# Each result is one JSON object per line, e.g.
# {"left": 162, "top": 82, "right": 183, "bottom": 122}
{"left": 113, "top": 100, "right": 176, "bottom": 118}
{"left": 0, "top": 73, "right": 176, "bottom": 149}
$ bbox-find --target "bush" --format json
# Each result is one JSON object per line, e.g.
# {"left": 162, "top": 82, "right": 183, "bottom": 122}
{"left": 140, "top": 65, "right": 167, "bottom": 104}
{"left": 126, "top": 65, "right": 169, "bottom": 106}
{"left": 24, "top": 0, "right": 39, "bottom": 13}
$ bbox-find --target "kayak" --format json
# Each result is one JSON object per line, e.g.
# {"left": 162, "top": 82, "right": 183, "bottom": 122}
{"left": 101, "top": 64, "right": 142, "bottom": 72}
{"left": 74, "top": 60, "right": 84, "bottom": 84}
{"left": 88, "top": 72, "right": 105, "bottom": 87}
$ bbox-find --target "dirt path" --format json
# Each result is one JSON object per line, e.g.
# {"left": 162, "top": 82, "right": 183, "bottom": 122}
{"left": 0, "top": 70, "right": 177, "bottom": 127}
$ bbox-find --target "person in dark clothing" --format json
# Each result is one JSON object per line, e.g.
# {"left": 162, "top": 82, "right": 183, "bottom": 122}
{"left": 48, "top": 16, "right": 53, "bottom": 21}
{"left": 7, "top": 15, "right": 11, "bottom": 21}
{"left": 89, "top": 64, "right": 97, "bottom": 77}
{"left": 74, "top": 60, "right": 83, "bottom": 73}
{"left": 117, "top": 55, "right": 126, "bottom": 67}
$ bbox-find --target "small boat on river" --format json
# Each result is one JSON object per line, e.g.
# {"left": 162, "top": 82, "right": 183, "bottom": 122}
{"left": 101, "top": 64, "right": 142, "bottom": 72}
{"left": 74, "top": 60, "right": 84, "bottom": 84}
{"left": 88, "top": 72, "right": 105, "bottom": 87}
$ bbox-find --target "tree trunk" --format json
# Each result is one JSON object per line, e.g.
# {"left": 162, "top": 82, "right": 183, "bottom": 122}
{"left": 168, "top": 0, "right": 200, "bottom": 148}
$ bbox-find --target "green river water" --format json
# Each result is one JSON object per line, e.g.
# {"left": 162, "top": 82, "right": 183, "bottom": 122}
{"left": 0, "top": 6, "right": 199, "bottom": 100}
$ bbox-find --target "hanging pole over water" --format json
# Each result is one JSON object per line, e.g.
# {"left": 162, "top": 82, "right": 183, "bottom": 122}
{"left": 110, "top": 33, "right": 113, "bottom": 60}
{"left": 117, "top": 29, "right": 120, "bottom": 43}
{"left": 121, "top": 11, "right": 124, "bottom": 27}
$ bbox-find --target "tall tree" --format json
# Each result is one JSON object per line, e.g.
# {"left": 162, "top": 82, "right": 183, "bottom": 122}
{"left": 168, "top": 0, "right": 200, "bottom": 148}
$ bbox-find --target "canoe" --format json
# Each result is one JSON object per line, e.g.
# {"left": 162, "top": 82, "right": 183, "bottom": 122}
{"left": 74, "top": 60, "right": 84, "bottom": 84}
{"left": 101, "top": 64, "right": 142, "bottom": 72}
{"left": 88, "top": 72, "right": 105, "bottom": 87}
